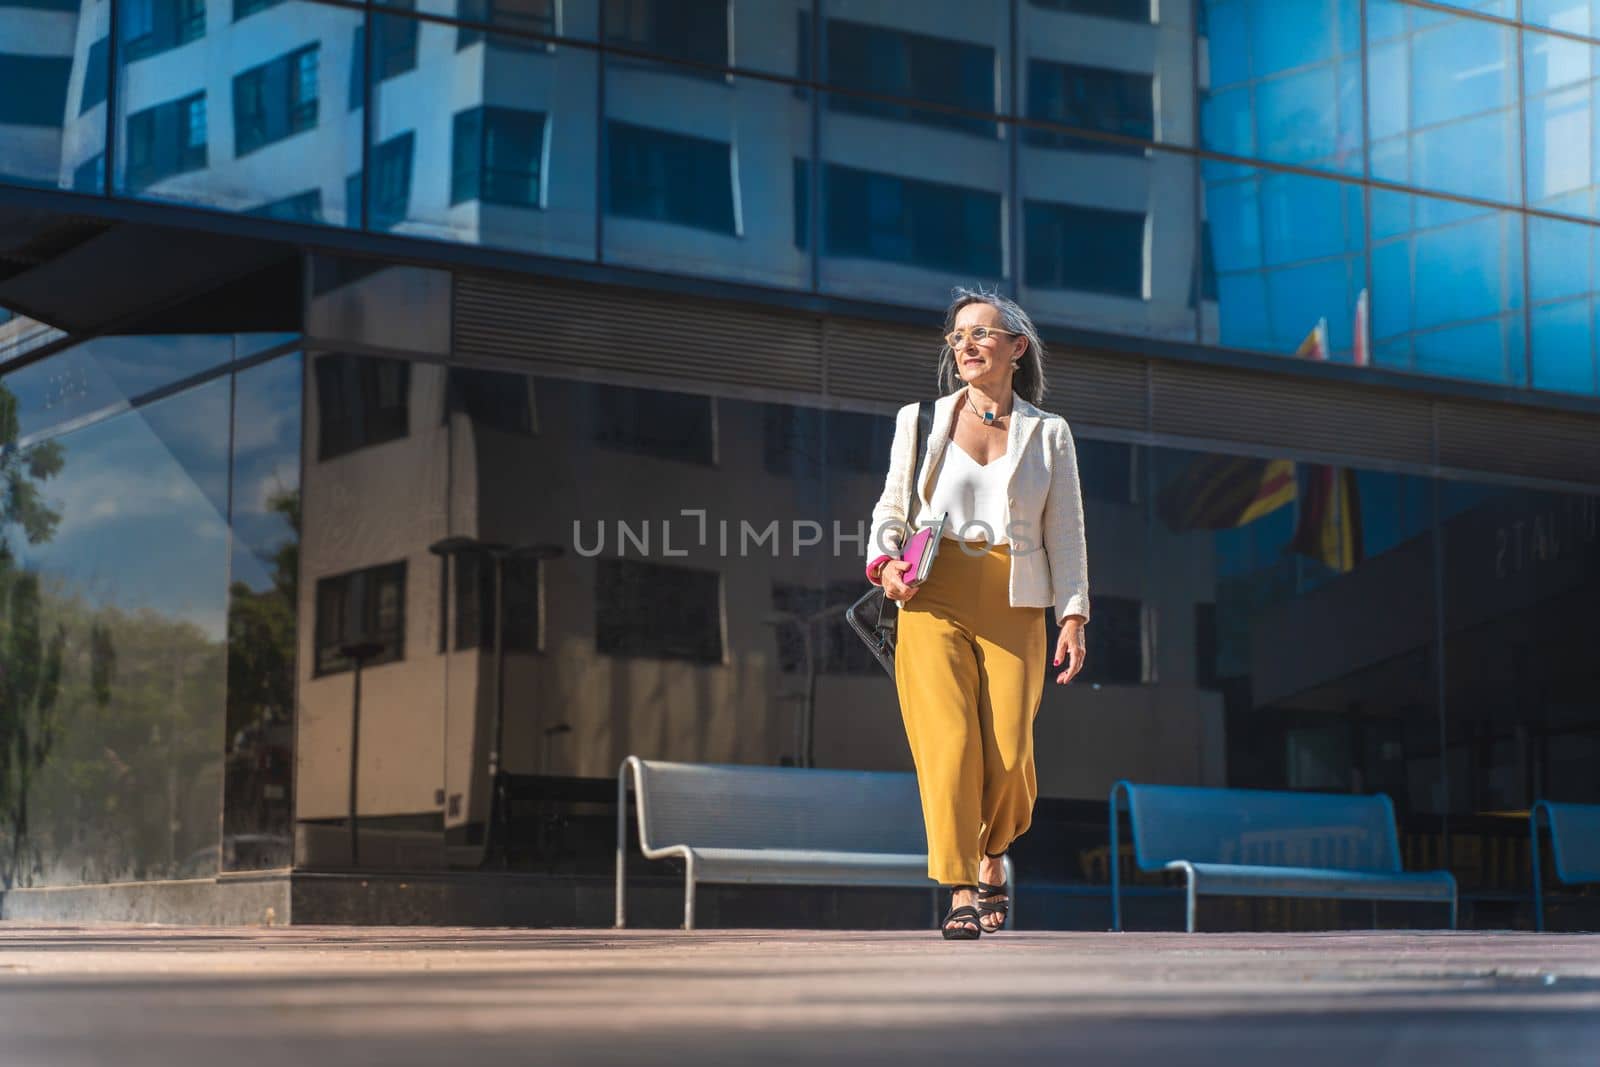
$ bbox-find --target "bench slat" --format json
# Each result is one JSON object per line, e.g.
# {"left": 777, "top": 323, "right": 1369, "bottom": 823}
{"left": 691, "top": 849, "right": 932, "bottom": 887}
{"left": 1176, "top": 862, "right": 1457, "bottom": 902}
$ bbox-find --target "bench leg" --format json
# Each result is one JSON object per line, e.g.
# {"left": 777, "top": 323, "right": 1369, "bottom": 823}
{"left": 1184, "top": 867, "right": 1198, "bottom": 933}
{"left": 683, "top": 852, "right": 697, "bottom": 932}
{"left": 615, "top": 767, "right": 628, "bottom": 929}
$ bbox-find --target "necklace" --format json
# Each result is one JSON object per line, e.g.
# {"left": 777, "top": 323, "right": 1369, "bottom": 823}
{"left": 966, "top": 392, "right": 1008, "bottom": 426}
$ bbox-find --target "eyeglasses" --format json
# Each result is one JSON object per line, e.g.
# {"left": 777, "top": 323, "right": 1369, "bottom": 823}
{"left": 945, "top": 326, "right": 1020, "bottom": 349}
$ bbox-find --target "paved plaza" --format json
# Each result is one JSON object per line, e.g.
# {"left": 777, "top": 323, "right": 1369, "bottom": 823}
{"left": 1, "top": 923, "right": 1598, "bottom": 1066}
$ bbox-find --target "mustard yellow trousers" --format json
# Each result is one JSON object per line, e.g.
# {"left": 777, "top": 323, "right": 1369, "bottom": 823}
{"left": 894, "top": 540, "right": 1046, "bottom": 887}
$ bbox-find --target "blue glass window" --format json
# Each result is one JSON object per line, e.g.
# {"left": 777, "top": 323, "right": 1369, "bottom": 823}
{"left": 80, "top": 39, "right": 109, "bottom": 115}
{"left": 233, "top": 0, "right": 286, "bottom": 19}
{"left": 124, "top": 92, "right": 208, "bottom": 192}
{"left": 824, "top": 164, "right": 1002, "bottom": 276}
{"left": 0, "top": 55, "right": 70, "bottom": 128}
{"left": 120, "top": 0, "right": 206, "bottom": 62}
{"left": 1026, "top": 58, "right": 1152, "bottom": 154}
{"left": 1029, "top": 0, "right": 1151, "bottom": 20}
{"left": 233, "top": 45, "right": 319, "bottom": 158}
{"left": 457, "top": 0, "right": 558, "bottom": 48}
{"left": 607, "top": 120, "right": 735, "bottom": 233}
{"left": 375, "top": 6, "right": 420, "bottom": 81}
{"left": 370, "top": 131, "right": 414, "bottom": 231}
{"left": 606, "top": 0, "right": 728, "bottom": 68}
{"left": 1524, "top": 30, "right": 1600, "bottom": 218}
{"left": 247, "top": 189, "right": 324, "bottom": 223}
{"left": 73, "top": 154, "right": 106, "bottom": 194}
{"left": 825, "top": 19, "right": 997, "bottom": 137}
{"left": 452, "top": 107, "right": 546, "bottom": 207}
{"left": 1025, "top": 201, "right": 1145, "bottom": 296}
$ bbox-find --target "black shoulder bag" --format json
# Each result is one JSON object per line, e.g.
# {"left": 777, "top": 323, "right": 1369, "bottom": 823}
{"left": 846, "top": 401, "right": 935, "bottom": 679}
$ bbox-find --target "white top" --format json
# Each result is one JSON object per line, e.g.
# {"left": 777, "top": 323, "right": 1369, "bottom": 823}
{"left": 924, "top": 441, "right": 1012, "bottom": 544}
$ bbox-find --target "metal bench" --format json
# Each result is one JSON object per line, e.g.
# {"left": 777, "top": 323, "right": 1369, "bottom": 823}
{"left": 1530, "top": 800, "right": 1600, "bottom": 931}
{"left": 615, "top": 756, "right": 1013, "bottom": 931}
{"left": 1110, "top": 780, "right": 1458, "bottom": 932}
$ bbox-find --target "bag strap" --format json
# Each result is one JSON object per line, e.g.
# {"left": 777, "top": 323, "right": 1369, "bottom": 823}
{"left": 906, "top": 401, "right": 934, "bottom": 527}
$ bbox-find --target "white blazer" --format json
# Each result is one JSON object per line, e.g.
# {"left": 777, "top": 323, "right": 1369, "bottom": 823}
{"left": 867, "top": 387, "right": 1091, "bottom": 625}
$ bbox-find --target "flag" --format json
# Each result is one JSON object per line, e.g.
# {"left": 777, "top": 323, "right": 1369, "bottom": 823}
{"left": 1157, "top": 455, "right": 1297, "bottom": 531}
{"left": 1294, "top": 317, "right": 1329, "bottom": 361}
{"left": 1289, "top": 464, "right": 1364, "bottom": 572}
{"left": 1353, "top": 289, "right": 1370, "bottom": 367}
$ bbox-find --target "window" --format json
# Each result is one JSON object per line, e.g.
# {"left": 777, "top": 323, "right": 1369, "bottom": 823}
{"left": 124, "top": 91, "right": 208, "bottom": 192}
{"left": 73, "top": 154, "right": 105, "bottom": 193}
{"left": 315, "top": 353, "right": 410, "bottom": 459}
{"left": 823, "top": 163, "right": 1002, "bottom": 276}
{"left": 452, "top": 107, "right": 546, "bottom": 207}
{"left": 445, "top": 367, "right": 536, "bottom": 435}
{"left": 453, "top": 551, "right": 541, "bottom": 652}
{"left": 793, "top": 158, "right": 810, "bottom": 248}
{"left": 234, "top": 0, "right": 286, "bottom": 20}
{"left": 1025, "top": 200, "right": 1145, "bottom": 297}
{"left": 605, "top": 0, "right": 727, "bottom": 68}
{"left": 348, "top": 26, "right": 364, "bottom": 112}
{"left": 596, "top": 559, "right": 723, "bottom": 663}
{"left": 248, "top": 189, "right": 323, "bottom": 223}
{"left": 1026, "top": 59, "right": 1153, "bottom": 155}
{"left": 80, "top": 39, "right": 109, "bottom": 114}
{"left": 0, "top": 55, "right": 71, "bottom": 127}
{"left": 1050, "top": 594, "right": 1148, "bottom": 686}
{"left": 1029, "top": 0, "right": 1151, "bottom": 20}
{"left": 457, "top": 0, "right": 557, "bottom": 49}
{"left": 122, "top": 0, "right": 206, "bottom": 62}
{"left": 607, "top": 121, "right": 736, "bottom": 233}
{"left": 763, "top": 404, "right": 894, "bottom": 478}
{"left": 233, "top": 45, "right": 320, "bottom": 158}
{"left": 370, "top": 131, "right": 414, "bottom": 230}
{"left": 375, "top": 5, "right": 419, "bottom": 80}
{"left": 314, "top": 562, "right": 406, "bottom": 675}
{"left": 591, "top": 383, "right": 714, "bottom": 465}
{"left": 825, "top": 19, "right": 996, "bottom": 137}
{"left": 772, "top": 581, "right": 884, "bottom": 675}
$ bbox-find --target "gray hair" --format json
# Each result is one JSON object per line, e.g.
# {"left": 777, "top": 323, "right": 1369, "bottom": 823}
{"left": 936, "top": 286, "right": 1048, "bottom": 405}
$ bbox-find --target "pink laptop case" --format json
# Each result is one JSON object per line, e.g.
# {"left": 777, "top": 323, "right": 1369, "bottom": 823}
{"left": 899, "top": 513, "right": 947, "bottom": 585}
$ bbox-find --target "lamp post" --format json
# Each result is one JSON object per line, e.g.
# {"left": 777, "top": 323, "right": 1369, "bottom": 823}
{"left": 429, "top": 536, "right": 564, "bottom": 865}
{"left": 339, "top": 639, "right": 387, "bottom": 868}
{"left": 764, "top": 602, "right": 852, "bottom": 768}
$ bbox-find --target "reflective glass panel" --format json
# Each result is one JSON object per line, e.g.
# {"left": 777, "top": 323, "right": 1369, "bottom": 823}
{"left": 1528, "top": 214, "right": 1600, "bottom": 394}
{"left": 1370, "top": 189, "right": 1525, "bottom": 385}
{"left": 1524, "top": 27, "right": 1600, "bottom": 219}
{"left": 0, "top": 367, "right": 230, "bottom": 887}
{"left": 374, "top": 0, "right": 594, "bottom": 44}
{"left": 1200, "top": 0, "right": 1362, "bottom": 174}
{"left": 1367, "top": 0, "right": 1520, "bottom": 204}
{"left": 823, "top": 0, "right": 1008, "bottom": 130}
{"left": 112, "top": 0, "right": 363, "bottom": 224}
{"left": 1438, "top": 481, "right": 1600, "bottom": 820}
{"left": 1021, "top": 0, "right": 1184, "bottom": 153}
{"left": 1019, "top": 141, "right": 1199, "bottom": 341}
{"left": 1526, "top": 0, "right": 1600, "bottom": 38}
{"left": 1201, "top": 163, "right": 1367, "bottom": 360}
{"left": 0, "top": 0, "right": 109, "bottom": 191}
{"left": 365, "top": 13, "right": 597, "bottom": 261}
{"left": 1149, "top": 446, "right": 1441, "bottom": 819}
{"left": 223, "top": 353, "right": 301, "bottom": 871}
{"left": 602, "top": 53, "right": 808, "bottom": 286}
{"left": 819, "top": 90, "right": 1007, "bottom": 304}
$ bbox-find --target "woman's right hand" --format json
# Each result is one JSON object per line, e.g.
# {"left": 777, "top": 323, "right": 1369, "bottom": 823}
{"left": 881, "top": 559, "right": 919, "bottom": 603}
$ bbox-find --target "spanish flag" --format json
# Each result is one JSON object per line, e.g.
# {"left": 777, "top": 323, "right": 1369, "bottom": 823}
{"left": 1295, "top": 317, "right": 1329, "bottom": 361}
{"left": 1289, "top": 464, "right": 1363, "bottom": 572}
{"left": 1157, "top": 455, "right": 1297, "bottom": 531}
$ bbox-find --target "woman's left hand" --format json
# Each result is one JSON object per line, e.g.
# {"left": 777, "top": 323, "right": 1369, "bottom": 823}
{"left": 1053, "top": 616, "right": 1086, "bottom": 685}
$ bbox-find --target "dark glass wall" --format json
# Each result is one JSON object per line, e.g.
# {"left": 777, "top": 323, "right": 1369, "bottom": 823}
{"left": 0, "top": 336, "right": 301, "bottom": 887}
{"left": 10, "top": 0, "right": 1600, "bottom": 398}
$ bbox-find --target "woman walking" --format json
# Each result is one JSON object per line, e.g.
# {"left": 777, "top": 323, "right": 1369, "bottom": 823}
{"left": 865, "top": 287, "right": 1090, "bottom": 940}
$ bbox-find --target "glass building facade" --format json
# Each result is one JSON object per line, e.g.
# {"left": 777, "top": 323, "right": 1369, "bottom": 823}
{"left": 2, "top": 0, "right": 1599, "bottom": 930}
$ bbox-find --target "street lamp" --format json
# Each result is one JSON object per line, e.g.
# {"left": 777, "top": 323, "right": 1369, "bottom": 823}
{"left": 338, "top": 639, "right": 387, "bottom": 868}
{"left": 429, "top": 535, "right": 564, "bottom": 865}
{"left": 764, "top": 602, "right": 854, "bottom": 769}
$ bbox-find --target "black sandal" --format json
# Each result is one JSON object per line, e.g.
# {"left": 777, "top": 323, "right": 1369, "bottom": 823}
{"left": 977, "top": 877, "right": 1010, "bottom": 933}
{"left": 941, "top": 887, "right": 983, "bottom": 940}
